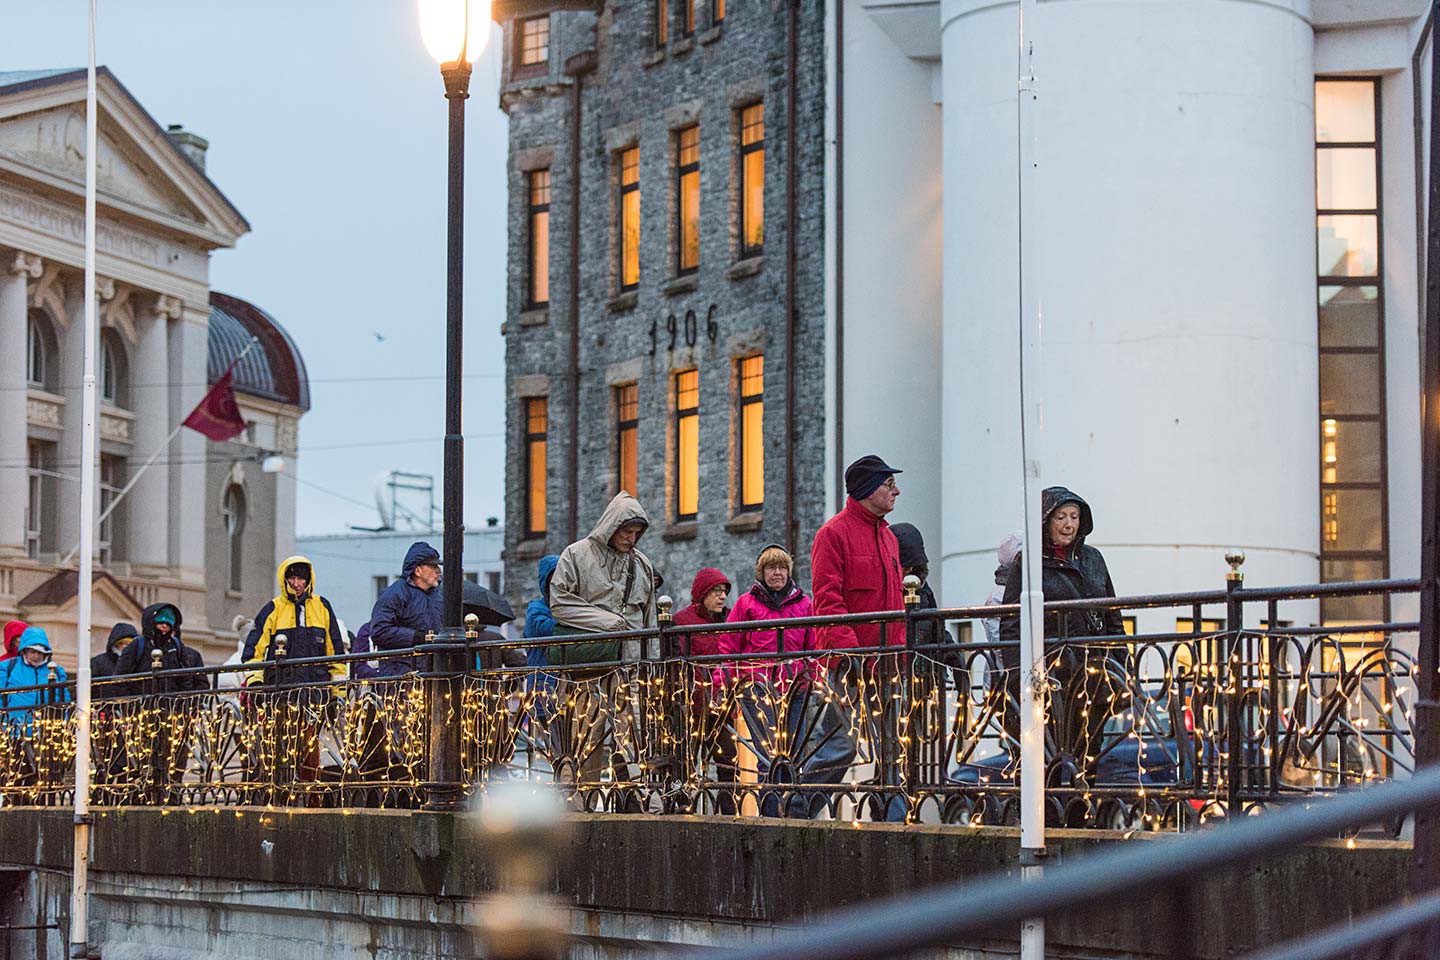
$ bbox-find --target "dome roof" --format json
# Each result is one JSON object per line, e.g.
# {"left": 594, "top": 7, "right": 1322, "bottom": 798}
{"left": 208, "top": 292, "right": 310, "bottom": 411}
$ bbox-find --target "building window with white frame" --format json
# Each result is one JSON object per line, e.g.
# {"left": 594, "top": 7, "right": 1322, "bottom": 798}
{"left": 223, "top": 484, "right": 247, "bottom": 593}
{"left": 1315, "top": 76, "right": 1389, "bottom": 624}
{"left": 99, "top": 454, "right": 127, "bottom": 566}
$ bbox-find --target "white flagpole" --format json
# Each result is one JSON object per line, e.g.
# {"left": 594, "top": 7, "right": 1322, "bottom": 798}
{"left": 1016, "top": 0, "right": 1046, "bottom": 958}
{"left": 71, "top": 1, "right": 98, "bottom": 956}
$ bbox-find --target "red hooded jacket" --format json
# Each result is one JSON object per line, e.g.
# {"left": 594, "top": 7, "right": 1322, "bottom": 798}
{"left": 671, "top": 567, "right": 732, "bottom": 656}
{"left": 2, "top": 619, "right": 27, "bottom": 662}
{"left": 810, "top": 498, "right": 904, "bottom": 650}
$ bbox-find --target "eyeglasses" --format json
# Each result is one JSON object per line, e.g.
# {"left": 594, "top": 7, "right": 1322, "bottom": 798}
{"left": 883, "top": 477, "right": 899, "bottom": 491}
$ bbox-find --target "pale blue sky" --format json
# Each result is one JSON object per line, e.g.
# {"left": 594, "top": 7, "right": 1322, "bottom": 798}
{"left": 2, "top": 0, "right": 511, "bottom": 536}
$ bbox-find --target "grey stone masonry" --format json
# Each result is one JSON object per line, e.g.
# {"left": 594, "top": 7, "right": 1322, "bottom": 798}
{"left": 498, "top": 0, "right": 829, "bottom": 616}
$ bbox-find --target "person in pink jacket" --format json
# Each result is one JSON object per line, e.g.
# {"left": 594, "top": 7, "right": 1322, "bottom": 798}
{"left": 717, "top": 544, "right": 822, "bottom": 691}
{"left": 719, "top": 545, "right": 856, "bottom": 817}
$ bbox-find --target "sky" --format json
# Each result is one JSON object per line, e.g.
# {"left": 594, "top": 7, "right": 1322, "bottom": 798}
{"left": 2, "top": 0, "right": 511, "bottom": 536}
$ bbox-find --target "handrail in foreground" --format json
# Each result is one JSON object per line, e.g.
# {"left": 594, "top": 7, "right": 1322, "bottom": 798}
{"left": 707, "top": 767, "right": 1440, "bottom": 960}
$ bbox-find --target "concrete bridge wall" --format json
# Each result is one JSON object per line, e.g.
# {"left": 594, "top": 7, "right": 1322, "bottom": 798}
{"left": 0, "top": 808, "right": 1412, "bottom": 959}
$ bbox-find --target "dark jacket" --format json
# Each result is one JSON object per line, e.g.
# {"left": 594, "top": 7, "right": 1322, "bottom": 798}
{"left": 91, "top": 622, "right": 138, "bottom": 698}
{"left": 890, "top": 523, "right": 943, "bottom": 651}
{"left": 367, "top": 541, "right": 443, "bottom": 677}
{"left": 999, "top": 487, "right": 1123, "bottom": 666}
{"left": 114, "top": 603, "right": 207, "bottom": 695}
{"left": 350, "top": 622, "right": 380, "bottom": 680}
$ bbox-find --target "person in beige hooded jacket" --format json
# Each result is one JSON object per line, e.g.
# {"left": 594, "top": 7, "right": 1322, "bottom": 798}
{"left": 548, "top": 491, "right": 657, "bottom": 665}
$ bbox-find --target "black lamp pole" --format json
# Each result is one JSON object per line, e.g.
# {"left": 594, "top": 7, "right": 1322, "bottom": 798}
{"left": 426, "top": 55, "right": 471, "bottom": 812}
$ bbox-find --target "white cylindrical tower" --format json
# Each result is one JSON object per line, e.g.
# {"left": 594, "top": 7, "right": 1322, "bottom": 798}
{"left": 939, "top": 0, "right": 1318, "bottom": 626}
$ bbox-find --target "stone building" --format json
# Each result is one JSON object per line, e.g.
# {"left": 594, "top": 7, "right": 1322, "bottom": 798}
{"left": 497, "top": 0, "right": 829, "bottom": 607}
{"left": 0, "top": 68, "right": 309, "bottom": 668}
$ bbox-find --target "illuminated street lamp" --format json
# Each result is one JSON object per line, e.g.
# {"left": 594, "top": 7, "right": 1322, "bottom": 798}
{"left": 418, "top": 0, "right": 489, "bottom": 810}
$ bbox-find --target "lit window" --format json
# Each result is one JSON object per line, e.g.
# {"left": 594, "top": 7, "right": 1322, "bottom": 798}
{"left": 519, "top": 17, "right": 549, "bottom": 68}
{"left": 1314, "top": 76, "right": 1387, "bottom": 624}
{"left": 616, "top": 383, "right": 639, "bottom": 495}
{"left": 712, "top": 0, "right": 724, "bottom": 25}
{"left": 674, "top": 370, "right": 699, "bottom": 521}
{"left": 739, "top": 104, "right": 764, "bottom": 258}
{"left": 528, "top": 169, "right": 551, "bottom": 308}
{"left": 223, "top": 484, "right": 246, "bottom": 593}
{"left": 737, "top": 356, "right": 763, "bottom": 510}
{"left": 682, "top": 0, "right": 694, "bottom": 35}
{"left": 676, "top": 126, "right": 700, "bottom": 275}
{"left": 618, "top": 148, "right": 640, "bottom": 291}
{"left": 655, "top": 0, "right": 668, "bottom": 47}
{"left": 525, "top": 397, "right": 548, "bottom": 536}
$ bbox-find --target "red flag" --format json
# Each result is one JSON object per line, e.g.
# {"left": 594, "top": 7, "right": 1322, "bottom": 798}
{"left": 183, "top": 370, "right": 248, "bottom": 442}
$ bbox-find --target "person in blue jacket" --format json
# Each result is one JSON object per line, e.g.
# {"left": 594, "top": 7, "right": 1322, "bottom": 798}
{"left": 525, "top": 555, "right": 560, "bottom": 666}
{"left": 523, "top": 555, "right": 561, "bottom": 718}
{"left": 367, "top": 541, "right": 444, "bottom": 677}
{"left": 1, "top": 627, "right": 70, "bottom": 733}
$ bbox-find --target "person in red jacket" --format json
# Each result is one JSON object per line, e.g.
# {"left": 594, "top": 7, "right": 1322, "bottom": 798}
{"left": 1, "top": 620, "right": 26, "bottom": 663}
{"left": 811, "top": 455, "right": 906, "bottom": 652}
{"left": 672, "top": 567, "right": 737, "bottom": 814}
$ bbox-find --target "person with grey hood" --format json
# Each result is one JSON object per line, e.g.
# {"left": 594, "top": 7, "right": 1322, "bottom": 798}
{"left": 547, "top": 491, "right": 656, "bottom": 790}
{"left": 548, "top": 491, "right": 657, "bottom": 666}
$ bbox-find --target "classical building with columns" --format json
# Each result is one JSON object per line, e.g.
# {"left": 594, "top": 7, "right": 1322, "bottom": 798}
{"left": 494, "top": 0, "right": 1433, "bottom": 629}
{"left": 0, "top": 67, "right": 309, "bottom": 668}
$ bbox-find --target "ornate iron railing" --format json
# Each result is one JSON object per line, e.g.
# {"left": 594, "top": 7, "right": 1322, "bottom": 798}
{"left": 0, "top": 567, "right": 1418, "bottom": 826}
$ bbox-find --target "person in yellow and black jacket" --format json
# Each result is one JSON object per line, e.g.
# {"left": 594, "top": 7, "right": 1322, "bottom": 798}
{"left": 243, "top": 556, "right": 346, "bottom": 689}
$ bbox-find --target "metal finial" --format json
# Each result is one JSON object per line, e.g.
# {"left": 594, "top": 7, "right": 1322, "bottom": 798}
{"left": 657, "top": 595, "right": 673, "bottom": 624}
{"left": 150, "top": 648, "right": 163, "bottom": 670}
{"left": 1225, "top": 549, "right": 1246, "bottom": 583}
{"left": 275, "top": 633, "right": 288, "bottom": 658}
{"left": 470, "top": 781, "right": 571, "bottom": 959}
{"left": 464, "top": 613, "right": 479, "bottom": 638}
{"left": 903, "top": 575, "right": 922, "bottom": 607}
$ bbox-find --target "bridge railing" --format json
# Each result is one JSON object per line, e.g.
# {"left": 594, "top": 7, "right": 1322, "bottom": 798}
{"left": 0, "top": 564, "right": 1419, "bottom": 821}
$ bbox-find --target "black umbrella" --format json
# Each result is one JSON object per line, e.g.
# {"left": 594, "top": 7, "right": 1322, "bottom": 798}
{"left": 461, "top": 579, "right": 515, "bottom": 626}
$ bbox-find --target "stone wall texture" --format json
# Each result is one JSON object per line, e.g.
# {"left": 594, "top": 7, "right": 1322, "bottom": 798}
{"left": 499, "top": 0, "right": 830, "bottom": 613}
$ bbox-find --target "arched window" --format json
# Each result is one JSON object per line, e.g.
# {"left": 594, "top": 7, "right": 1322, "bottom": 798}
{"left": 26, "top": 310, "right": 57, "bottom": 390}
{"left": 100, "top": 330, "right": 129, "bottom": 407}
{"left": 223, "top": 484, "right": 247, "bottom": 593}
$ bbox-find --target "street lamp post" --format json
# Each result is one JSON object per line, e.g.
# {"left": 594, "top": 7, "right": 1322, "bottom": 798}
{"left": 419, "top": 0, "right": 488, "bottom": 811}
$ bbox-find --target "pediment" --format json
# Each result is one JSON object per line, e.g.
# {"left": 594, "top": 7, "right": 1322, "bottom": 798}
{"left": 0, "top": 104, "right": 205, "bottom": 224}
{"left": 0, "top": 69, "right": 249, "bottom": 248}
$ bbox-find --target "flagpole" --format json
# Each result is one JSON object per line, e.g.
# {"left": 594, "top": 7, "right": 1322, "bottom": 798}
{"left": 58, "top": 336, "right": 259, "bottom": 568}
{"left": 1016, "top": 0, "right": 1047, "bottom": 959}
{"left": 71, "top": 2, "right": 98, "bottom": 955}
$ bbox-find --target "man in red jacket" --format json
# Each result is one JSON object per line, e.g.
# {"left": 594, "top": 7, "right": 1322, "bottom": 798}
{"left": 811, "top": 455, "right": 906, "bottom": 651}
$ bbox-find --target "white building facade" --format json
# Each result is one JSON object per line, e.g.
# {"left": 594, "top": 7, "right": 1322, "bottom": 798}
{"left": 0, "top": 68, "right": 308, "bottom": 667}
{"left": 830, "top": 0, "right": 1431, "bottom": 630}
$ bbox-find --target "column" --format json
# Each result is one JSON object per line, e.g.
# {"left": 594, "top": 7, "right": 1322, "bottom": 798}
{"left": 938, "top": 0, "right": 1317, "bottom": 610}
{"left": 126, "top": 294, "right": 177, "bottom": 575}
{"left": 168, "top": 304, "right": 209, "bottom": 587}
{"left": 0, "top": 251, "right": 40, "bottom": 558}
{"left": 56, "top": 276, "right": 99, "bottom": 559}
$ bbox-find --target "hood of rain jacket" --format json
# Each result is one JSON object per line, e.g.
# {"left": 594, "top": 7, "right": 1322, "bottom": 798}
{"left": 402, "top": 541, "right": 440, "bottom": 578}
{"left": 549, "top": 492, "right": 656, "bottom": 635}
{"left": 112, "top": 603, "right": 207, "bottom": 694}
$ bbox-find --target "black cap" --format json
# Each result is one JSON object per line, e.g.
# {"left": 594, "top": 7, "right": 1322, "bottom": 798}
{"left": 845, "top": 454, "right": 902, "bottom": 500}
